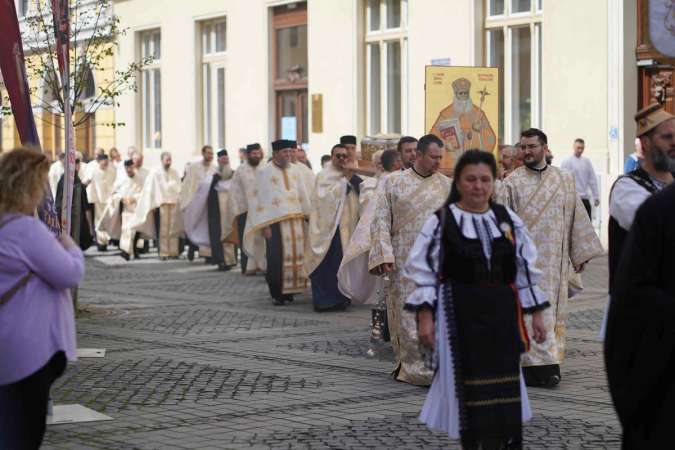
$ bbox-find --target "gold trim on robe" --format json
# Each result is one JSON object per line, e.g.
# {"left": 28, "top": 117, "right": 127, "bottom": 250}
{"left": 369, "top": 169, "right": 452, "bottom": 386}
{"left": 497, "top": 165, "right": 604, "bottom": 367}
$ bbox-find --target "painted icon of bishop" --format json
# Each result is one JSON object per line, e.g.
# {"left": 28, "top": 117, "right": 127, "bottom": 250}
{"left": 429, "top": 77, "right": 497, "bottom": 156}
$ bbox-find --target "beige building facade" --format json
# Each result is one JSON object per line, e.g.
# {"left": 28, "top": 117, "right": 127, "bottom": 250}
{"left": 1, "top": 0, "right": 116, "bottom": 160}
{"left": 112, "top": 0, "right": 646, "bottom": 238}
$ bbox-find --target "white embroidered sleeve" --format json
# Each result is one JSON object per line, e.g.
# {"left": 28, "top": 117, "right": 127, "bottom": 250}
{"left": 510, "top": 209, "right": 550, "bottom": 312}
{"left": 402, "top": 214, "right": 440, "bottom": 311}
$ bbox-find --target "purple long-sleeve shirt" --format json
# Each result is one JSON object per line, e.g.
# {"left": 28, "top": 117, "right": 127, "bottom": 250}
{"left": 0, "top": 213, "right": 84, "bottom": 385}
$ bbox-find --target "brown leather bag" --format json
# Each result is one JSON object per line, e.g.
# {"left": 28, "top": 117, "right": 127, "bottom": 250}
{"left": 0, "top": 215, "right": 34, "bottom": 306}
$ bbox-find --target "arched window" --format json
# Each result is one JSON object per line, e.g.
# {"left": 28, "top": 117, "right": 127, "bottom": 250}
{"left": 81, "top": 66, "right": 96, "bottom": 101}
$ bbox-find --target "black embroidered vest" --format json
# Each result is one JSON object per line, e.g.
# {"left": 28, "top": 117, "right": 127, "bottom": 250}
{"left": 436, "top": 203, "right": 517, "bottom": 285}
{"left": 608, "top": 168, "right": 660, "bottom": 293}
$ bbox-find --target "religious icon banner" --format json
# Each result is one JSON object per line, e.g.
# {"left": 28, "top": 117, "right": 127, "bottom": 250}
{"left": 425, "top": 66, "right": 500, "bottom": 172}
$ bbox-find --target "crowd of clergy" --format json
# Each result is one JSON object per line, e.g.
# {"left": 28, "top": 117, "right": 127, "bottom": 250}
{"left": 45, "top": 102, "right": 675, "bottom": 449}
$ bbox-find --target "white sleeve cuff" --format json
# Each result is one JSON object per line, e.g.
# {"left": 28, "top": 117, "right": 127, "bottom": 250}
{"left": 404, "top": 286, "right": 437, "bottom": 310}
{"left": 518, "top": 285, "right": 549, "bottom": 312}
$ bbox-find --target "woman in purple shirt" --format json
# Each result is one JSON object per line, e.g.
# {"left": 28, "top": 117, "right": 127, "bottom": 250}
{"left": 0, "top": 148, "right": 85, "bottom": 449}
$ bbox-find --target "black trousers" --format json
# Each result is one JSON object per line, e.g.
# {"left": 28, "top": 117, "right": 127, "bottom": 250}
{"left": 237, "top": 213, "right": 248, "bottom": 273}
{"left": 265, "top": 222, "right": 284, "bottom": 299}
{"left": 582, "top": 198, "right": 592, "bottom": 219}
{"left": 154, "top": 208, "right": 161, "bottom": 254}
{"left": 0, "top": 351, "right": 66, "bottom": 450}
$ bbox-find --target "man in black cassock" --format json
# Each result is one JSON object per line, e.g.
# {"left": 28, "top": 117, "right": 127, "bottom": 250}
{"left": 605, "top": 182, "right": 675, "bottom": 449}
{"left": 56, "top": 158, "right": 93, "bottom": 251}
{"left": 206, "top": 149, "right": 236, "bottom": 271}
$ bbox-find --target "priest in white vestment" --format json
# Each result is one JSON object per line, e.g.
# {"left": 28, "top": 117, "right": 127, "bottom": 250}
{"left": 184, "top": 149, "right": 237, "bottom": 270}
{"left": 244, "top": 139, "right": 312, "bottom": 305}
{"left": 48, "top": 153, "right": 65, "bottom": 198}
{"left": 130, "top": 149, "right": 149, "bottom": 187}
{"left": 337, "top": 149, "right": 402, "bottom": 304}
{"left": 85, "top": 154, "right": 117, "bottom": 250}
{"left": 497, "top": 128, "right": 604, "bottom": 388}
{"left": 305, "top": 144, "right": 361, "bottom": 311}
{"left": 223, "top": 143, "right": 266, "bottom": 274}
{"left": 369, "top": 135, "right": 452, "bottom": 386}
{"left": 131, "top": 152, "right": 182, "bottom": 259}
{"left": 290, "top": 140, "right": 316, "bottom": 204}
{"left": 98, "top": 160, "right": 145, "bottom": 260}
{"left": 180, "top": 145, "right": 217, "bottom": 260}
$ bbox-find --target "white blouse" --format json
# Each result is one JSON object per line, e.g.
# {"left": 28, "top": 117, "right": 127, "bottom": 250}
{"left": 403, "top": 203, "right": 548, "bottom": 312}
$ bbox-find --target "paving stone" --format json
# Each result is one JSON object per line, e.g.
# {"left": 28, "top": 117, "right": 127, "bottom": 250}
{"left": 42, "top": 253, "right": 620, "bottom": 449}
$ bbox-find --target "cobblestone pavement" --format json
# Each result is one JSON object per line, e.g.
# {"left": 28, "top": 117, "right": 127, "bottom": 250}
{"left": 43, "top": 249, "right": 621, "bottom": 449}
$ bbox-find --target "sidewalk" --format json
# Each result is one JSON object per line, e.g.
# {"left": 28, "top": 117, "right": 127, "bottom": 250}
{"left": 43, "top": 250, "right": 620, "bottom": 449}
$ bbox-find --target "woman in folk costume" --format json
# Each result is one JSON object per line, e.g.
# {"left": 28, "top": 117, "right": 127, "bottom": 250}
{"left": 403, "top": 150, "right": 549, "bottom": 449}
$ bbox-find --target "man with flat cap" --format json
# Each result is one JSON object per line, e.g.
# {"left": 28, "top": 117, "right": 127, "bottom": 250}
{"left": 598, "top": 104, "right": 675, "bottom": 337}
{"left": 225, "top": 143, "right": 265, "bottom": 274}
{"left": 607, "top": 104, "right": 674, "bottom": 291}
{"left": 86, "top": 153, "right": 117, "bottom": 251}
{"left": 244, "top": 139, "right": 312, "bottom": 304}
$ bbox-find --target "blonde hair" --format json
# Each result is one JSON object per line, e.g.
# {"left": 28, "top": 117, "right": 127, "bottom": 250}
{"left": 0, "top": 147, "right": 50, "bottom": 215}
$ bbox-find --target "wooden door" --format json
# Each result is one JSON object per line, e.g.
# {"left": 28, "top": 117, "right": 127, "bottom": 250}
{"left": 637, "top": 0, "right": 675, "bottom": 112}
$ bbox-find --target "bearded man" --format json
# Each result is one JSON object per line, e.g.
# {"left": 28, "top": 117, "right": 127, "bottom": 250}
{"left": 397, "top": 136, "right": 418, "bottom": 170}
{"left": 369, "top": 134, "right": 452, "bottom": 385}
{"left": 244, "top": 140, "right": 312, "bottom": 305}
{"left": 306, "top": 144, "right": 362, "bottom": 311}
{"left": 497, "top": 128, "right": 604, "bottom": 388}
{"left": 131, "top": 152, "right": 182, "bottom": 259}
{"left": 224, "top": 143, "right": 265, "bottom": 274}
{"left": 429, "top": 77, "right": 497, "bottom": 157}
{"left": 180, "top": 145, "right": 217, "bottom": 260}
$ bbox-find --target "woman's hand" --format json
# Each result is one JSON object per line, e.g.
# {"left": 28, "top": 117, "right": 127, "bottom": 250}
{"left": 417, "top": 307, "right": 435, "bottom": 349}
{"left": 531, "top": 311, "right": 547, "bottom": 344}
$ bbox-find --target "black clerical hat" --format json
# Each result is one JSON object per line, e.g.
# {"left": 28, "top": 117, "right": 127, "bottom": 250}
{"left": 287, "top": 140, "right": 298, "bottom": 148}
{"left": 123, "top": 159, "right": 134, "bottom": 167}
{"left": 96, "top": 154, "right": 109, "bottom": 161}
{"left": 246, "top": 143, "right": 261, "bottom": 152}
{"left": 340, "top": 135, "right": 357, "bottom": 145}
{"left": 217, "top": 149, "right": 228, "bottom": 157}
{"left": 272, "top": 139, "right": 291, "bottom": 151}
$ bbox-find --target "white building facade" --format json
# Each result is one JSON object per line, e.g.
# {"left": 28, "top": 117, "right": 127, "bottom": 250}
{"left": 113, "top": 0, "right": 642, "bottom": 237}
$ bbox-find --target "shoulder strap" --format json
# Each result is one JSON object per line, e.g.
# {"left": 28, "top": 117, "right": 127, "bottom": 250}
{"left": 0, "top": 215, "right": 34, "bottom": 306}
{"left": 610, "top": 168, "right": 659, "bottom": 197}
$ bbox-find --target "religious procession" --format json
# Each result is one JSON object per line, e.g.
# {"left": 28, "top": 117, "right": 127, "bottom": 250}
{"left": 2, "top": 1, "right": 675, "bottom": 449}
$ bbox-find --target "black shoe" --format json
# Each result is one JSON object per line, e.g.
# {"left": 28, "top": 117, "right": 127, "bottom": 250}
{"left": 523, "top": 365, "right": 561, "bottom": 388}
{"left": 284, "top": 295, "right": 294, "bottom": 303}
{"left": 160, "top": 256, "right": 168, "bottom": 261}
{"left": 187, "top": 246, "right": 195, "bottom": 261}
{"left": 97, "top": 244, "right": 108, "bottom": 252}
{"left": 205, "top": 257, "right": 214, "bottom": 264}
{"left": 218, "top": 263, "right": 231, "bottom": 272}
{"left": 120, "top": 251, "right": 130, "bottom": 261}
{"left": 272, "top": 298, "right": 285, "bottom": 306}
{"left": 545, "top": 374, "right": 561, "bottom": 388}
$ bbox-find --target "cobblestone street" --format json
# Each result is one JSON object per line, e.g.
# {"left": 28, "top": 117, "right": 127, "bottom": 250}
{"left": 43, "top": 250, "right": 621, "bottom": 449}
